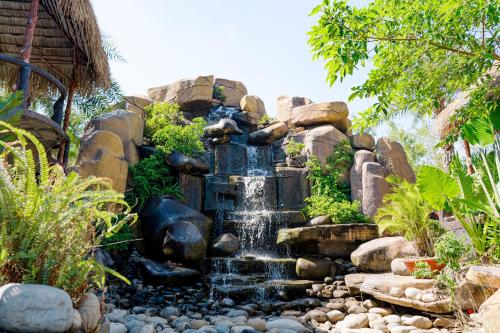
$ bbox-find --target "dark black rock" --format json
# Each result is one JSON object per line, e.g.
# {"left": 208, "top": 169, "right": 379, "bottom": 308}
{"left": 138, "top": 145, "right": 158, "bottom": 159}
{"left": 139, "top": 196, "right": 212, "bottom": 264}
{"left": 230, "top": 112, "right": 258, "bottom": 132}
{"left": 138, "top": 258, "right": 200, "bottom": 286}
{"left": 203, "top": 118, "right": 243, "bottom": 138}
{"left": 286, "top": 155, "right": 307, "bottom": 168}
{"left": 165, "top": 151, "right": 209, "bottom": 176}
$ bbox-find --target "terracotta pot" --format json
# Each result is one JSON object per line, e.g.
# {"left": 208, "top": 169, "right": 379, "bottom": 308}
{"left": 403, "top": 258, "right": 445, "bottom": 273}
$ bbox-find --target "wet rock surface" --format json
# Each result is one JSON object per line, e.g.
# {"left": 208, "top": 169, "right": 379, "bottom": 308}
{"left": 166, "top": 151, "right": 210, "bottom": 176}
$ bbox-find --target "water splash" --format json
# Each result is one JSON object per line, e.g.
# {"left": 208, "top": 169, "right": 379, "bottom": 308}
{"left": 207, "top": 105, "right": 239, "bottom": 124}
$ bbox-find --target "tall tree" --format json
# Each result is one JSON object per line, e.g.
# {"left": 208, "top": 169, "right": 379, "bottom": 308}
{"left": 308, "top": 0, "right": 499, "bottom": 132}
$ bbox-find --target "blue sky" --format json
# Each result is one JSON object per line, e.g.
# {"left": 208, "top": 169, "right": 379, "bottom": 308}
{"left": 91, "top": 0, "right": 376, "bottom": 120}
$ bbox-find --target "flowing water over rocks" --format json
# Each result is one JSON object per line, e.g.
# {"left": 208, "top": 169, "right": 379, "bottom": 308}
{"left": 204, "top": 107, "right": 309, "bottom": 301}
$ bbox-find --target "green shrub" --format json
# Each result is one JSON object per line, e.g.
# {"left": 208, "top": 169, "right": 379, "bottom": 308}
{"left": 126, "top": 154, "right": 182, "bottom": 211}
{"left": 144, "top": 102, "right": 185, "bottom": 138}
{"left": 152, "top": 117, "right": 206, "bottom": 157}
{"left": 101, "top": 223, "right": 135, "bottom": 252}
{"left": 213, "top": 86, "right": 226, "bottom": 102}
{"left": 286, "top": 139, "right": 305, "bottom": 158}
{"left": 303, "top": 141, "right": 368, "bottom": 223}
{"left": 412, "top": 261, "right": 434, "bottom": 279}
{"left": 259, "top": 114, "right": 275, "bottom": 125}
{"left": 0, "top": 122, "right": 136, "bottom": 300}
{"left": 434, "top": 232, "right": 468, "bottom": 272}
{"left": 375, "top": 176, "right": 443, "bottom": 256}
{"left": 304, "top": 196, "right": 368, "bottom": 224}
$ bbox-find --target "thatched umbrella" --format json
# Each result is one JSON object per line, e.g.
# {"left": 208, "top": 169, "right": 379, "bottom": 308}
{"left": 434, "top": 62, "right": 499, "bottom": 173}
{"left": 0, "top": 0, "right": 110, "bottom": 164}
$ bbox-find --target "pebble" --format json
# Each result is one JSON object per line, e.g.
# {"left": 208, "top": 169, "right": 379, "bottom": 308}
{"left": 368, "top": 307, "right": 393, "bottom": 316}
{"left": 326, "top": 310, "right": 345, "bottom": 322}
{"left": 390, "top": 326, "right": 418, "bottom": 333}
{"left": 404, "top": 287, "right": 421, "bottom": 299}
{"left": 421, "top": 293, "right": 438, "bottom": 303}
{"left": 402, "top": 315, "right": 433, "bottom": 329}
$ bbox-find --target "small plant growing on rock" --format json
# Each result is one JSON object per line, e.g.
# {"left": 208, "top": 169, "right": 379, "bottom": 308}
{"left": 0, "top": 122, "right": 136, "bottom": 300}
{"left": 144, "top": 102, "right": 186, "bottom": 138}
{"left": 258, "top": 114, "right": 275, "bottom": 125}
{"left": 303, "top": 141, "right": 368, "bottom": 224}
{"left": 434, "top": 232, "right": 468, "bottom": 272}
{"left": 212, "top": 85, "right": 226, "bottom": 102}
{"left": 412, "top": 261, "right": 434, "bottom": 279}
{"left": 126, "top": 153, "right": 182, "bottom": 211}
{"left": 286, "top": 139, "right": 305, "bottom": 158}
{"left": 152, "top": 117, "right": 207, "bottom": 157}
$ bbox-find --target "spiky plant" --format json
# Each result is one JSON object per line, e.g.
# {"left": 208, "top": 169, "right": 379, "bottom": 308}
{"left": 0, "top": 121, "right": 136, "bottom": 300}
{"left": 374, "top": 176, "right": 440, "bottom": 256}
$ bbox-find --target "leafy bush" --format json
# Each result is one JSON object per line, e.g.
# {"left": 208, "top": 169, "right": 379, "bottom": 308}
{"left": 126, "top": 154, "right": 182, "bottom": 211}
{"left": 144, "top": 102, "right": 186, "bottom": 138}
{"left": 101, "top": 224, "right": 135, "bottom": 252}
{"left": 417, "top": 150, "right": 500, "bottom": 261}
{"left": 286, "top": 139, "right": 305, "bottom": 158}
{"left": 434, "top": 232, "right": 468, "bottom": 272}
{"left": 213, "top": 86, "right": 226, "bottom": 102}
{"left": 0, "top": 122, "right": 136, "bottom": 300}
{"left": 259, "top": 114, "right": 275, "bottom": 125}
{"left": 375, "top": 176, "right": 444, "bottom": 256}
{"left": 303, "top": 141, "right": 368, "bottom": 223}
{"left": 412, "top": 261, "right": 434, "bottom": 279}
{"left": 152, "top": 117, "right": 206, "bottom": 157}
{"left": 304, "top": 196, "right": 368, "bottom": 224}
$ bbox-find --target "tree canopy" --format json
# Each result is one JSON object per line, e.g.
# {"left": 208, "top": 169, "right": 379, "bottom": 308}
{"left": 308, "top": 0, "right": 499, "bottom": 132}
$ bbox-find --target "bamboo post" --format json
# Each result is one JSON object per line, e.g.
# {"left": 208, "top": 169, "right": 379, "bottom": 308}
{"left": 18, "top": 0, "right": 40, "bottom": 107}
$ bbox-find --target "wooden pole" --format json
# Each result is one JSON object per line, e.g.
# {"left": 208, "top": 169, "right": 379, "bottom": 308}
{"left": 57, "top": 80, "right": 76, "bottom": 165}
{"left": 21, "top": 0, "right": 39, "bottom": 63}
{"left": 17, "top": 0, "right": 39, "bottom": 106}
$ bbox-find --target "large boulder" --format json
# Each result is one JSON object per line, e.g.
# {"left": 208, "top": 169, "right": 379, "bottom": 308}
{"left": 276, "top": 95, "right": 313, "bottom": 124}
{"left": 287, "top": 102, "right": 349, "bottom": 131}
{"left": 211, "top": 233, "right": 240, "bottom": 256}
{"left": 72, "top": 130, "right": 128, "bottom": 193}
{"left": 350, "top": 150, "right": 376, "bottom": 202}
{"left": 240, "top": 95, "right": 266, "bottom": 117}
{"left": 139, "top": 196, "right": 213, "bottom": 264}
{"left": 248, "top": 122, "right": 288, "bottom": 145}
{"left": 350, "top": 133, "right": 375, "bottom": 151}
{"left": 78, "top": 293, "right": 101, "bottom": 333}
{"left": 296, "top": 257, "right": 335, "bottom": 279}
{"left": 84, "top": 109, "right": 144, "bottom": 148}
{"left": 351, "top": 237, "right": 418, "bottom": 272}
{"left": 361, "top": 162, "right": 389, "bottom": 218}
{"left": 479, "top": 289, "right": 500, "bottom": 333}
{"left": 0, "top": 283, "right": 73, "bottom": 332}
{"left": 287, "top": 125, "right": 348, "bottom": 170}
{"left": 375, "top": 137, "right": 416, "bottom": 183}
{"left": 214, "top": 78, "right": 248, "bottom": 107}
{"left": 147, "top": 75, "right": 214, "bottom": 116}
{"left": 466, "top": 265, "right": 500, "bottom": 289}
{"left": 124, "top": 94, "right": 152, "bottom": 119}
{"left": 204, "top": 118, "right": 243, "bottom": 138}
{"left": 165, "top": 151, "right": 209, "bottom": 175}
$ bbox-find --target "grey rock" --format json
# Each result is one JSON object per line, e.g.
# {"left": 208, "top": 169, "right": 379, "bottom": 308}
{"left": 212, "top": 233, "right": 240, "bottom": 256}
{"left": 375, "top": 137, "right": 415, "bottom": 183}
{"left": 166, "top": 151, "right": 209, "bottom": 175}
{"left": 0, "top": 283, "right": 73, "bottom": 333}
{"left": 307, "top": 215, "right": 331, "bottom": 226}
{"left": 350, "top": 150, "right": 376, "bottom": 202}
{"left": 204, "top": 119, "right": 243, "bottom": 138}
{"left": 361, "top": 162, "right": 389, "bottom": 218}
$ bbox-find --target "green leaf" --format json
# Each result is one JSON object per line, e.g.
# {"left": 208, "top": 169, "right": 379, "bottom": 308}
{"left": 309, "top": 3, "right": 323, "bottom": 16}
{"left": 461, "top": 117, "right": 495, "bottom": 147}
{"left": 417, "top": 166, "right": 460, "bottom": 209}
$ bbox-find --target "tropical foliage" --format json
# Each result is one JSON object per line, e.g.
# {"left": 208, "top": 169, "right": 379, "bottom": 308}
{"left": 375, "top": 176, "right": 444, "bottom": 256}
{"left": 144, "top": 102, "right": 206, "bottom": 157}
{"left": 417, "top": 147, "right": 500, "bottom": 261}
{"left": 0, "top": 122, "right": 136, "bottom": 300}
{"left": 126, "top": 153, "right": 182, "bottom": 212}
{"left": 304, "top": 141, "right": 368, "bottom": 224}
{"left": 308, "top": 0, "right": 499, "bottom": 131}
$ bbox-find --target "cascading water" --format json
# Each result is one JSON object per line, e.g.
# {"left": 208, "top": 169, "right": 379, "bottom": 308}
{"left": 205, "top": 108, "right": 306, "bottom": 301}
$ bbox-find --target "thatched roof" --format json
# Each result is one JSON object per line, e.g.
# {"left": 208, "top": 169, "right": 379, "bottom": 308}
{"left": 434, "top": 62, "right": 500, "bottom": 139}
{"left": 0, "top": 0, "right": 110, "bottom": 96}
